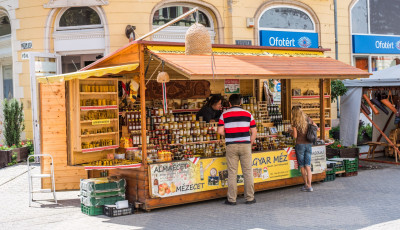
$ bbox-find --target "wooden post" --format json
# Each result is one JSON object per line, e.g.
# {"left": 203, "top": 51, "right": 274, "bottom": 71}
{"left": 361, "top": 109, "right": 400, "bottom": 162}
{"left": 140, "top": 44, "right": 147, "bottom": 165}
{"left": 319, "top": 79, "right": 325, "bottom": 139}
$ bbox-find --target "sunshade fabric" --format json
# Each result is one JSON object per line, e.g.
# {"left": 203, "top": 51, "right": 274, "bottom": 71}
{"left": 149, "top": 52, "right": 370, "bottom": 79}
{"left": 37, "top": 63, "right": 139, "bottom": 83}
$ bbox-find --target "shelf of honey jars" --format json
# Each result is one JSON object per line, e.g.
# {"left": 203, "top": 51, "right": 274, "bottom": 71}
{"left": 77, "top": 78, "right": 119, "bottom": 153}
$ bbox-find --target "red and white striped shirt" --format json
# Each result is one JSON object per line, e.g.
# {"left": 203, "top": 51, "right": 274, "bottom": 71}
{"left": 218, "top": 106, "right": 256, "bottom": 145}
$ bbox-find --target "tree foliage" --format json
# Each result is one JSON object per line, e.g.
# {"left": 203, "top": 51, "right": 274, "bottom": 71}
{"left": 331, "top": 80, "right": 348, "bottom": 103}
{"left": 2, "top": 99, "right": 25, "bottom": 147}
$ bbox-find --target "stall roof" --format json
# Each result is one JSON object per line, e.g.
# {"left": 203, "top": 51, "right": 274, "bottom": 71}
{"left": 148, "top": 51, "right": 370, "bottom": 80}
{"left": 37, "top": 63, "right": 139, "bottom": 83}
{"left": 343, "top": 64, "right": 400, "bottom": 87}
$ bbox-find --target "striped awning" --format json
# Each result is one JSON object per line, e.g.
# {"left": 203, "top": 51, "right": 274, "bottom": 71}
{"left": 37, "top": 63, "right": 139, "bottom": 83}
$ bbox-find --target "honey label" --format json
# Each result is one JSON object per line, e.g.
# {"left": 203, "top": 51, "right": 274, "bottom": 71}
{"left": 92, "top": 119, "right": 111, "bottom": 125}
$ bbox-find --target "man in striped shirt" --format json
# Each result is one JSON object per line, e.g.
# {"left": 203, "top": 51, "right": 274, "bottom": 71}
{"left": 218, "top": 94, "right": 257, "bottom": 205}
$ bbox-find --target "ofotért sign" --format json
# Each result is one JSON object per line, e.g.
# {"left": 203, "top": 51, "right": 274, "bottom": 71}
{"left": 352, "top": 34, "right": 400, "bottom": 54}
{"left": 259, "top": 30, "right": 318, "bottom": 48}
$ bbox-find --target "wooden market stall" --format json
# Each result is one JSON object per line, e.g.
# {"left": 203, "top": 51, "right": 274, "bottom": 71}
{"left": 38, "top": 41, "right": 369, "bottom": 210}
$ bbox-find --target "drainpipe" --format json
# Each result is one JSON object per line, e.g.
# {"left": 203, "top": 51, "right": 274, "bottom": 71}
{"left": 334, "top": 0, "right": 340, "bottom": 118}
{"left": 334, "top": 0, "right": 338, "bottom": 60}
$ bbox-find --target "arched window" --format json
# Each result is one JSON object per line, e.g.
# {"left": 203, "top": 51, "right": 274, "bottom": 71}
{"left": 58, "top": 7, "right": 102, "bottom": 30}
{"left": 0, "top": 15, "right": 11, "bottom": 36}
{"left": 259, "top": 7, "right": 314, "bottom": 31}
{"left": 153, "top": 6, "right": 210, "bottom": 27}
{"left": 152, "top": 5, "right": 216, "bottom": 43}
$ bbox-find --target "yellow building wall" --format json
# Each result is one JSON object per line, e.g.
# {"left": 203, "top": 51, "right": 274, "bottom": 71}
{"left": 13, "top": 0, "right": 355, "bottom": 139}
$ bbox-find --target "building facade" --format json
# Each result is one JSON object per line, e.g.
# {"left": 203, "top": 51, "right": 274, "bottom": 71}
{"left": 1, "top": 0, "right": 383, "bottom": 143}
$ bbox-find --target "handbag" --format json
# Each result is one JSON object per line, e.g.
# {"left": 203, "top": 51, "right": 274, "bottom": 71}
{"left": 363, "top": 93, "right": 379, "bottom": 115}
{"left": 306, "top": 119, "right": 318, "bottom": 143}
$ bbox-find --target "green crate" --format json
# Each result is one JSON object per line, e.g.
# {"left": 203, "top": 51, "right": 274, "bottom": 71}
{"left": 80, "top": 188, "right": 126, "bottom": 198}
{"left": 323, "top": 174, "right": 336, "bottom": 182}
{"left": 335, "top": 166, "right": 345, "bottom": 172}
{"left": 326, "top": 168, "right": 335, "bottom": 175}
{"left": 81, "top": 195, "right": 125, "bottom": 207}
{"left": 81, "top": 204, "right": 104, "bottom": 216}
{"left": 80, "top": 178, "right": 126, "bottom": 192}
{"left": 345, "top": 168, "right": 358, "bottom": 173}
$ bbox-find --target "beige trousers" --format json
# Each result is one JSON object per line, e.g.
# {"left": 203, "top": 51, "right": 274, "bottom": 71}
{"left": 226, "top": 143, "right": 254, "bottom": 202}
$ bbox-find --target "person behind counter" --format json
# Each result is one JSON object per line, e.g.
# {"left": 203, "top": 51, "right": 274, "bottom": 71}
{"left": 217, "top": 94, "right": 257, "bottom": 205}
{"left": 196, "top": 95, "right": 222, "bottom": 123}
{"left": 291, "top": 107, "right": 317, "bottom": 192}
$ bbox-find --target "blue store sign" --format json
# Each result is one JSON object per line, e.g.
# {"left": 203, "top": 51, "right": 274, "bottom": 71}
{"left": 353, "top": 35, "right": 400, "bottom": 54}
{"left": 259, "top": 30, "right": 319, "bottom": 48}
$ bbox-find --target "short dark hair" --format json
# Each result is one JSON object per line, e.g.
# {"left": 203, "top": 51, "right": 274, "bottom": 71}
{"left": 229, "top": 94, "right": 241, "bottom": 106}
{"left": 206, "top": 95, "right": 222, "bottom": 107}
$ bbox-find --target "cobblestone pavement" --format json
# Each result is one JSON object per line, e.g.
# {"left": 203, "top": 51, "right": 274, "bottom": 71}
{"left": 1, "top": 161, "right": 400, "bottom": 230}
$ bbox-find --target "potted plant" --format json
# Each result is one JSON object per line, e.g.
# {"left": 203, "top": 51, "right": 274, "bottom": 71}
{"left": 326, "top": 140, "right": 359, "bottom": 159}
{"left": 1, "top": 99, "right": 28, "bottom": 163}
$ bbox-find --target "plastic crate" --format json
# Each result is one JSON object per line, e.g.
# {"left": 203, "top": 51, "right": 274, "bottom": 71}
{"left": 80, "top": 178, "right": 126, "bottom": 192}
{"left": 81, "top": 204, "right": 103, "bottom": 216}
{"left": 104, "top": 204, "right": 134, "bottom": 217}
{"left": 326, "top": 168, "right": 335, "bottom": 175}
{"left": 80, "top": 189, "right": 126, "bottom": 198}
{"left": 80, "top": 195, "right": 125, "bottom": 207}
{"left": 323, "top": 174, "right": 336, "bottom": 182}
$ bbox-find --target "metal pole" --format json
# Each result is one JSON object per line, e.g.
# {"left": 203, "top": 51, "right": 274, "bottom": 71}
{"left": 136, "top": 7, "right": 199, "bottom": 41}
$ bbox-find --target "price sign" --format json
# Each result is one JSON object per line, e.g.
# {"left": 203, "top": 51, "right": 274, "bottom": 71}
{"left": 92, "top": 119, "right": 111, "bottom": 125}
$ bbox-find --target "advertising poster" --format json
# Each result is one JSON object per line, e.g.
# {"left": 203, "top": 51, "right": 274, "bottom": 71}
{"left": 150, "top": 146, "right": 326, "bottom": 198}
{"left": 310, "top": 145, "right": 327, "bottom": 173}
{"left": 224, "top": 79, "right": 240, "bottom": 94}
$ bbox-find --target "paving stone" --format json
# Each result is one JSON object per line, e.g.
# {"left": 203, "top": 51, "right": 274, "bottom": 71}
{"left": 0, "top": 162, "right": 399, "bottom": 230}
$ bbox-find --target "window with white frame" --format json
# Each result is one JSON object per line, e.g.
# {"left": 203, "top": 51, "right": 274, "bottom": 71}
{"left": 52, "top": 6, "right": 105, "bottom": 64}
{"left": 259, "top": 6, "right": 314, "bottom": 31}
{"left": 152, "top": 5, "right": 215, "bottom": 43}
{"left": 57, "top": 7, "right": 102, "bottom": 30}
{"left": 153, "top": 6, "right": 210, "bottom": 27}
{"left": 352, "top": 0, "right": 400, "bottom": 35}
{"left": 0, "top": 15, "right": 11, "bottom": 36}
{"left": 2, "top": 65, "right": 12, "bottom": 99}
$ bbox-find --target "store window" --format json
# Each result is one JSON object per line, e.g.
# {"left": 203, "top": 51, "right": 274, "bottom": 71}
{"left": 259, "top": 7, "right": 314, "bottom": 31}
{"left": 58, "top": 7, "right": 102, "bottom": 30}
{"left": 371, "top": 56, "right": 400, "bottom": 72}
{"left": 153, "top": 6, "right": 210, "bottom": 27}
{"left": 2, "top": 65, "right": 12, "bottom": 99}
{"left": 351, "top": 0, "right": 400, "bottom": 72}
{"left": 0, "top": 16, "right": 11, "bottom": 36}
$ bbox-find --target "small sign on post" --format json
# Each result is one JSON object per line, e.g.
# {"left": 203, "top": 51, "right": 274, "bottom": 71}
{"left": 21, "top": 52, "right": 29, "bottom": 60}
{"left": 21, "top": 41, "right": 33, "bottom": 50}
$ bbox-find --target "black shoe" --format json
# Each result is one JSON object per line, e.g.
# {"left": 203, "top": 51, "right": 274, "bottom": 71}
{"left": 245, "top": 199, "right": 256, "bottom": 204}
{"left": 224, "top": 199, "right": 236, "bottom": 205}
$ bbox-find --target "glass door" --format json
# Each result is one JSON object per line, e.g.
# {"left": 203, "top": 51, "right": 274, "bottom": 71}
{"left": 29, "top": 53, "right": 61, "bottom": 156}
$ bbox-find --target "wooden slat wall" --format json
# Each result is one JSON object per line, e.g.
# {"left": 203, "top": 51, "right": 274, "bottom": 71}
{"left": 40, "top": 83, "right": 87, "bottom": 190}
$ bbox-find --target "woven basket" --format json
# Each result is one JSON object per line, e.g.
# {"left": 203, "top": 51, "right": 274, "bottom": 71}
{"left": 157, "top": 71, "right": 170, "bottom": 83}
{"left": 185, "top": 23, "right": 212, "bottom": 55}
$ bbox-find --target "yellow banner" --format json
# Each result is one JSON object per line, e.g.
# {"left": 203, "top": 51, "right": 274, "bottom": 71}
{"left": 150, "top": 146, "right": 326, "bottom": 197}
{"left": 147, "top": 45, "right": 324, "bottom": 57}
{"left": 92, "top": 119, "right": 110, "bottom": 125}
